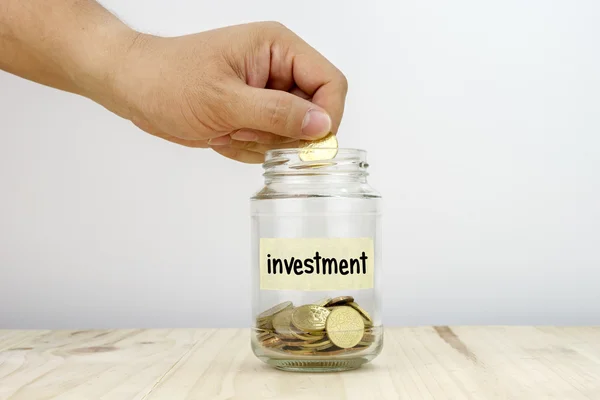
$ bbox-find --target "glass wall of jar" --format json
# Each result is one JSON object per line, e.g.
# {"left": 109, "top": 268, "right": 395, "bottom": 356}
{"left": 250, "top": 148, "right": 383, "bottom": 372}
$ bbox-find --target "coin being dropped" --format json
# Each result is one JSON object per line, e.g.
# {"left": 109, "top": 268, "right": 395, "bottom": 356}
{"left": 256, "top": 301, "right": 293, "bottom": 321}
{"left": 326, "top": 306, "right": 365, "bottom": 349}
{"left": 298, "top": 133, "right": 338, "bottom": 161}
{"left": 291, "top": 305, "right": 330, "bottom": 332}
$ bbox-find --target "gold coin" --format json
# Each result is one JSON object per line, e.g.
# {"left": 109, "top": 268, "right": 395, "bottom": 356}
{"left": 315, "top": 347, "right": 354, "bottom": 356}
{"left": 347, "top": 301, "right": 373, "bottom": 325}
{"left": 272, "top": 308, "right": 296, "bottom": 339}
{"left": 313, "top": 342, "right": 334, "bottom": 351}
{"left": 290, "top": 330, "right": 325, "bottom": 342}
{"left": 298, "top": 133, "right": 338, "bottom": 161}
{"left": 361, "top": 332, "right": 376, "bottom": 343}
{"left": 256, "top": 331, "right": 272, "bottom": 340}
{"left": 313, "top": 297, "right": 332, "bottom": 307}
{"left": 362, "top": 335, "right": 376, "bottom": 343}
{"left": 257, "top": 301, "right": 293, "bottom": 320}
{"left": 300, "top": 339, "right": 332, "bottom": 349}
{"left": 291, "top": 305, "right": 330, "bottom": 332}
{"left": 256, "top": 318, "right": 273, "bottom": 328}
{"left": 325, "top": 306, "right": 365, "bottom": 349}
{"left": 278, "top": 338, "right": 307, "bottom": 346}
{"left": 261, "top": 336, "right": 282, "bottom": 348}
{"left": 325, "top": 296, "right": 354, "bottom": 307}
{"left": 281, "top": 348, "right": 318, "bottom": 355}
{"left": 256, "top": 301, "right": 293, "bottom": 330}
{"left": 363, "top": 326, "right": 376, "bottom": 335}
{"left": 256, "top": 318, "right": 274, "bottom": 331}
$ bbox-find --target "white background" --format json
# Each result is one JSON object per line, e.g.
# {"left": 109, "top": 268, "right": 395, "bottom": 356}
{"left": 1, "top": 0, "right": 599, "bottom": 329}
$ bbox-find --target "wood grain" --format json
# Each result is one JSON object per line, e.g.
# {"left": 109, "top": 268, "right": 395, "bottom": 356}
{"left": 1, "top": 327, "right": 599, "bottom": 399}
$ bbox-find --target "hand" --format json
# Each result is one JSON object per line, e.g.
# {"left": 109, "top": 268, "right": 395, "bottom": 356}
{"left": 104, "top": 22, "right": 348, "bottom": 163}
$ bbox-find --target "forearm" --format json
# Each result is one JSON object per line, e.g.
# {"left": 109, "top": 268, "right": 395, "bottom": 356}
{"left": 0, "top": 0, "right": 136, "bottom": 113}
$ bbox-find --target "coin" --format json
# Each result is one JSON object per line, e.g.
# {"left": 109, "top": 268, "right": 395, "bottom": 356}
{"left": 256, "top": 296, "right": 379, "bottom": 357}
{"left": 256, "top": 319, "right": 273, "bottom": 328}
{"left": 314, "top": 347, "right": 354, "bottom": 356}
{"left": 261, "top": 336, "right": 282, "bottom": 348}
{"left": 325, "top": 296, "right": 354, "bottom": 307}
{"left": 361, "top": 332, "right": 376, "bottom": 343}
{"left": 278, "top": 338, "right": 308, "bottom": 346}
{"left": 299, "top": 133, "right": 338, "bottom": 161}
{"left": 299, "top": 339, "right": 332, "bottom": 349}
{"left": 256, "top": 331, "right": 272, "bottom": 341}
{"left": 256, "top": 301, "right": 293, "bottom": 321}
{"left": 313, "top": 342, "right": 334, "bottom": 351}
{"left": 347, "top": 301, "right": 373, "bottom": 325}
{"left": 281, "top": 348, "right": 319, "bottom": 355}
{"left": 291, "top": 305, "right": 330, "bottom": 332}
{"left": 313, "top": 297, "right": 332, "bottom": 307}
{"left": 256, "top": 318, "right": 274, "bottom": 331}
{"left": 272, "top": 308, "right": 296, "bottom": 339}
{"left": 290, "top": 330, "right": 325, "bottom": 342}
{"left": 325, "top": 306, "right": 365, "bottom": 349}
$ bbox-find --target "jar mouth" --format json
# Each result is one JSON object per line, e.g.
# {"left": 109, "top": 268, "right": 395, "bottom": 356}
{"left": 265, "top": 148, "right": 365, "bottom": 158}
{"left": 263, "top": 148, "right": 369, "bottom": 176}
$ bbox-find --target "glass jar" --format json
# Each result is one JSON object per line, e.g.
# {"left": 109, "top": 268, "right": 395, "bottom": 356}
{"left": 250, "top": 147, "right": 383, "bottom": 372}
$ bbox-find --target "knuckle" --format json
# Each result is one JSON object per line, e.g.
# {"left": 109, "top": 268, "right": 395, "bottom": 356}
{"left": 340, "top": 73, "right": 349, "bottom": 93}
{"left": 263, "top": 95, "right": 292, "bottom": 130}
{"left": 256, "top": 21, "right": 289, "bottom": 40}
{"left": 264, "top": 21, "right": 287, "bottom": 31}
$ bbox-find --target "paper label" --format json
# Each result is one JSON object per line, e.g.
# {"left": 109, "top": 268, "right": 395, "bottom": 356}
{"left": 259, "top": 237, "right": 375, "bottom": 291}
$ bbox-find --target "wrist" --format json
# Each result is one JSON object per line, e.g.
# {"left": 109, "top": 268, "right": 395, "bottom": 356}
{"left": 72, "top": 21, "right": 144, "bottom": 120}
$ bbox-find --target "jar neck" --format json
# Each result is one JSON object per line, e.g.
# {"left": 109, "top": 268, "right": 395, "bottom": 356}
{"left": 262, "top": 148, "right": 369, "bottom": 185}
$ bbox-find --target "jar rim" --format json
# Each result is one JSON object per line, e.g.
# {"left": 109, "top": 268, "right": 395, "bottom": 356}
{"left": 265, "top": 148, "right": 366, "bottom": 158}
{"left": 262, "top": 148, "right": 369, "bottom": 176}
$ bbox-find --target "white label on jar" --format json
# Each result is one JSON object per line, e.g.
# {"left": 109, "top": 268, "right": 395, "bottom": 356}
{"left": 259, "top": 238, "right": 375, "bottom": 291}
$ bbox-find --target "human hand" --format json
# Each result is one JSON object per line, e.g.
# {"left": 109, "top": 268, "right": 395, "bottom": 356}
{"left": 102, "top": 22, "right": 348, "bottom": 163}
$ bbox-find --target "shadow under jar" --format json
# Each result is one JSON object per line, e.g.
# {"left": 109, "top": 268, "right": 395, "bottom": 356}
{"left": 250, "top": 148, "right": 383, "bottom": 372}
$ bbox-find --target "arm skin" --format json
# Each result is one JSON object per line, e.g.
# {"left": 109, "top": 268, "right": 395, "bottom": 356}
{"left": 0, "top": 0, "right": 348, "bottom": 163}
{"left": 0, "top": 0, "right": 136, "bottom": 118}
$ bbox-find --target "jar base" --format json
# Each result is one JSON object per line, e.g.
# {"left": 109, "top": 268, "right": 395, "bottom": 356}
{"left": 263, "top": 357, "right": 368, "bottom": 372}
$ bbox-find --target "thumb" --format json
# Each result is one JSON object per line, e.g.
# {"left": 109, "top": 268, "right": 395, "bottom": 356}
{"left": 236, "top": 87, "right": 332, "bottom": 140}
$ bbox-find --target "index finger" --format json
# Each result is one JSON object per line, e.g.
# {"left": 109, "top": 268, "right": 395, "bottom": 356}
{"left": 283, "top": 34, "right": 349, "bottom": 133}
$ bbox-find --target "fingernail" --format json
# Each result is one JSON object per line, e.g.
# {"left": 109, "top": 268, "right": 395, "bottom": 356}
{"left": 231, "top": 130, "right": 258, "bottom": 141}
{"left": 207, "top": 135, "right": 231, "bottom": 145}
{"left": 302, "top": 109, "right": 331, "bottom": 138}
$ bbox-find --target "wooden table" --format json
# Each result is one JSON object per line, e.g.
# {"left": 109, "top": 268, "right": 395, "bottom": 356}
{"left": 1, "top": 327, "right": 599, "bottom": 399}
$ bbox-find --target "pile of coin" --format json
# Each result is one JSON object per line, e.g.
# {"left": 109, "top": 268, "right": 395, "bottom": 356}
{"left": 254, "top": 296, "right": 377, "bottom": 356}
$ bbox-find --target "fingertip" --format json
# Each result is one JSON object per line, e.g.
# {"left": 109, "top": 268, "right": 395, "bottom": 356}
{"left": 207, "top": 135, "right": 231, "bottom": 145}
{"left": 301, "top": 109, "right": 332, "bottom": 139}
